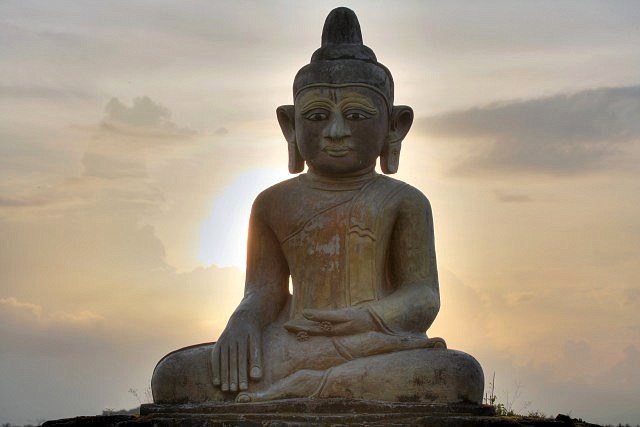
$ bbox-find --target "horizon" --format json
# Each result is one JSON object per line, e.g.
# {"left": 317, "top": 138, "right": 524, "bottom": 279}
{"left": 1, "top": 1, "right": 639, "bottom": 425}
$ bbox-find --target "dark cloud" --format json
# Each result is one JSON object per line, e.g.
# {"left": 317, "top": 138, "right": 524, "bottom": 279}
{"left": 101, "top": 96, "right": 196, "bottom": 138}
{"left": 420, "top": 86, "right": 640, "bottom": 176}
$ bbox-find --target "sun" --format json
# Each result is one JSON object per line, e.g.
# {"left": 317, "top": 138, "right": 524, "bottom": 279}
{"left": 198, "top": 168, "right": 291, "bottom": 270}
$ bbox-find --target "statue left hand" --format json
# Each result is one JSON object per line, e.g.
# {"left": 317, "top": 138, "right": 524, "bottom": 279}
{"left": 284, "top": 307, "right": 376, "bottom": 336}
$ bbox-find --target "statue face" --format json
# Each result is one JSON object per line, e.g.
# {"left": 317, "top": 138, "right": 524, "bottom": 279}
{"left": 294, "top": 86, "right": 389, "bottom": 177}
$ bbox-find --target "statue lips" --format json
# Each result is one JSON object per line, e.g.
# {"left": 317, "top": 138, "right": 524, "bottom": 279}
{"left": 321, "top": 141, "right": 353, "bottom": 157}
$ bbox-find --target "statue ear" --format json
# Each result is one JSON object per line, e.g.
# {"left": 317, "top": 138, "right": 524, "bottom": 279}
{"left": 381, "top": 105, "right": 414, "bottom": 174}
{"left": 277, "top": 105, "right": 304, "bottom": 174}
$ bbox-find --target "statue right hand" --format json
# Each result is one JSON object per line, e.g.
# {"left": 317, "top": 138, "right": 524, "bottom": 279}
{"left": 211, "top": 313, "right": 262, "bottom": 392}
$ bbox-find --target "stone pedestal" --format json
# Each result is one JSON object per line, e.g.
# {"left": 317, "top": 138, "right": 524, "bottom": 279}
{"left": 140, "top": 398, "right": 495, "bottom": 425}
{"left": 42, "top": 400, "right": 603, "bottom": 426}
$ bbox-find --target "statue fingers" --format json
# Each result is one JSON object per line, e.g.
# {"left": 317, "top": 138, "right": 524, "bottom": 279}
{"left": 229, "top": 341, "right": 238, "bottom": 392}
{"left": 302, "top": 308, "right": 351, "bottom": 323}
{"left": 286, "top": 322, "right": 335, "bottom": 336}
{"left": 295, "top": 320, "right": 363, "bottom": 336}
{"left": 285, "top": 322, "right": 319, "bottom": 334}
{"left": 211, "top": 343, "right": 221, "bottom": 386}
{"left": 237, "top": 338, "right": 248, "bottom": 390}
{"left": 331, "top": 318, "right": 374, "bottom": 334}
{"left": 248, "top": 332, "right": 263, "bottom": 381}
{"left": 284, "top": 318, "right": 319, "bottom": 331}
{"left": 220, "top": 343, "right": 230, "bottom": 392}
{"left": 327, "top": 322, "right": 354, "bottom": 335}
{"left": 283, "top": 322, "right": 302, "bottom": 333}
{"left": 285, "top": 317, "right": 353, "bottom": 336}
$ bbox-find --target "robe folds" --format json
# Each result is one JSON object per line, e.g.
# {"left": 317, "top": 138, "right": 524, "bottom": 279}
{"left": 251, "top": 171, "right": 441, "bottom": 385}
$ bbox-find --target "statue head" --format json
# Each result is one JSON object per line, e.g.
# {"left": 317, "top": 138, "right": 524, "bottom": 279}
{"left": 277, "top": 7, "right": 414, "bottom": 176}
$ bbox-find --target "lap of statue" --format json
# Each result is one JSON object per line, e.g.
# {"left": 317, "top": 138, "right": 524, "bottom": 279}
{"left": 151, "top": 305, "right": 484, "bottom": 404}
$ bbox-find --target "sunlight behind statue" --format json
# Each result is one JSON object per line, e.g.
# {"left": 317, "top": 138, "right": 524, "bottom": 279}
{"left": 151, "top": 7, "right": 484, "bottom": 404}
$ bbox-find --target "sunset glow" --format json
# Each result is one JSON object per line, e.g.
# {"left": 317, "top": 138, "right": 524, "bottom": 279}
{"left": 1, "top": 1, "right": 639, "bottom": 425}
{"left": 199, "top": 168, "right": 290, "bottom": 270}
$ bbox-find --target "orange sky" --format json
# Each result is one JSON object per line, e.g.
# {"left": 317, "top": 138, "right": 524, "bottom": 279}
{"left": 1, "top": 1, "right": 639, "bottom": 425}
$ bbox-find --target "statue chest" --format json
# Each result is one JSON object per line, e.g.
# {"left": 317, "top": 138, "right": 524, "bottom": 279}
{"left": 275, "top": 178, "right": 402, "bottom": 318}
{"left": 284, "top": 200, "right": 350, "bottom": 276}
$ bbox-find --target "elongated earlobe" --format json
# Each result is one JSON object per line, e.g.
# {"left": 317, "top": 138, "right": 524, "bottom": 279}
{"left": 381, "top": 105, "right": 413, "bottom": 174}
{"left": 287, "top": 143, "right": 304, "bottom": 174}
{"left": 380, "top": 141, "right": 401, "bottom": 174}
{"left": 276, "top": 105, "right": 304, "bottom": 173}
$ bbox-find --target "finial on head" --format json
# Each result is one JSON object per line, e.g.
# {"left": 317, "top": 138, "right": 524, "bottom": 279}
{"left": 321, "top": 7, "right": 363, "bottom": 46}
{"left": 293, "top": 7, "right": 393, "bottom": 107}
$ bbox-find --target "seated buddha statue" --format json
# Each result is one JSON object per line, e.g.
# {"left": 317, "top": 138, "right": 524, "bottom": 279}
{"left": 151, "top": 7, "right": 484, "bottom": 405}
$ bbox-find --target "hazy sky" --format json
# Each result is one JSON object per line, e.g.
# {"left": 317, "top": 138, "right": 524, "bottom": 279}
{"left": 1, "top": 1, "right": 639, "bottom": 425}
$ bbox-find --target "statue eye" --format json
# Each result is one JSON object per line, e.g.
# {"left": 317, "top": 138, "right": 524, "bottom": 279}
{"left": 305, "top": 111, "right": 329, "bottom": 121}
{"left": 344, "top": 110, "right": 371, "bottom": 121}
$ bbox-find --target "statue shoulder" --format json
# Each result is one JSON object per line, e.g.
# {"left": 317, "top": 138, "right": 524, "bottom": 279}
{"left": 251, "top": 176, "right": 301, "bottom": 215}
{"left": 376, "top": 176, "right": 433, "bottom": 215}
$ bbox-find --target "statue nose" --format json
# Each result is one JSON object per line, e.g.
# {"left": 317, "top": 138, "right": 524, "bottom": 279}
{"left": 324, "top": 114, "right": 351, "bottom": 140}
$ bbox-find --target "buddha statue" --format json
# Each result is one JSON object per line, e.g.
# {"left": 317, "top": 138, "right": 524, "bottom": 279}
{"left": 151, "top": 7, "right": 484, "bottom": 405}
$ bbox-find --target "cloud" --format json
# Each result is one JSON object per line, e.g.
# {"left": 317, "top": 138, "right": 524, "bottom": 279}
{"left": 493, "top": 190, "right": 532, "bottom": 203}
{"left": 0, "top": 195, "right": 52, "bottom": 208}
{"left": 624, "top": 287, "right": 640, "bottom": 306}
{"left": 104, "top": 97, "right": 170, "bottom": 128}
{"left": 0, "top": 203, "right": 244, "bottom": 424}
{"left": 0, "top": 296, "right": 105, "bottom": 352}
{"left": 0, "top": 296, "right": 42, "bottom": 317}
{"left": 101, "top": 96, "right": 196, "bottom": 139}
{"left": 431, "top": 268, "right": 640, "bottom": 425}
{"left": 81, "top": 151, "right": 147, "bottom": 179}
{"left": 419, "top": 85, "right": 640, "bottom": 176}
{"left": 0, "top": 84, "right": 89, "bottom": 100}
{"left": 604, "top": 344, "right": 640, "bottom": 388}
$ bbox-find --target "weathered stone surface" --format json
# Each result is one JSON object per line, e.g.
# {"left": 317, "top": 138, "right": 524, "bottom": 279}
{"left": 151, "top": 6, "right": 484, "bottom": 406}
{"left": 140, "top": 398, "right": 495, "bottom": 417}
{"left": 153, "top": 343, "right": 483, "bottom": 404}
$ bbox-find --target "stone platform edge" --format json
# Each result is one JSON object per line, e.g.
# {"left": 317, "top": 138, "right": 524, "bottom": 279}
{"left": 43, "top": 400, "right": 604, "bottom": 426}
{"left": 140, "top": 397, "right": 495, "bottom": 417}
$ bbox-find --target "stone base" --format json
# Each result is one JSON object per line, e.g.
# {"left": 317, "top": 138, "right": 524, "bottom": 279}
{"left": 140, "top": 399, "right": 502, "bottom": 425}
{"left": 141, "top": 398, "right": 494, "bottom": 424}
{"left": 43, "top": 399, "right": 603, "bottom": 426}
{"left": 43, "top": 399, "right": 600, "bottom": 427}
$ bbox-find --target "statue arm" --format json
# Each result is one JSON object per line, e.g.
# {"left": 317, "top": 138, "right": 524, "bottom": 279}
{"left": 239, "top": 196, "right": 290, "bottom": 322}
{"left": 211, "top": 193, "right": 290, "bottom": 392}
{"left": 368, "top": 188, "right": 440, "bottom": 334}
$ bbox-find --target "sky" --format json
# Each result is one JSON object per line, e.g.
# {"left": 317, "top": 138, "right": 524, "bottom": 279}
{"left": 1, "top": 0, "right": 639, "bottom": 425}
